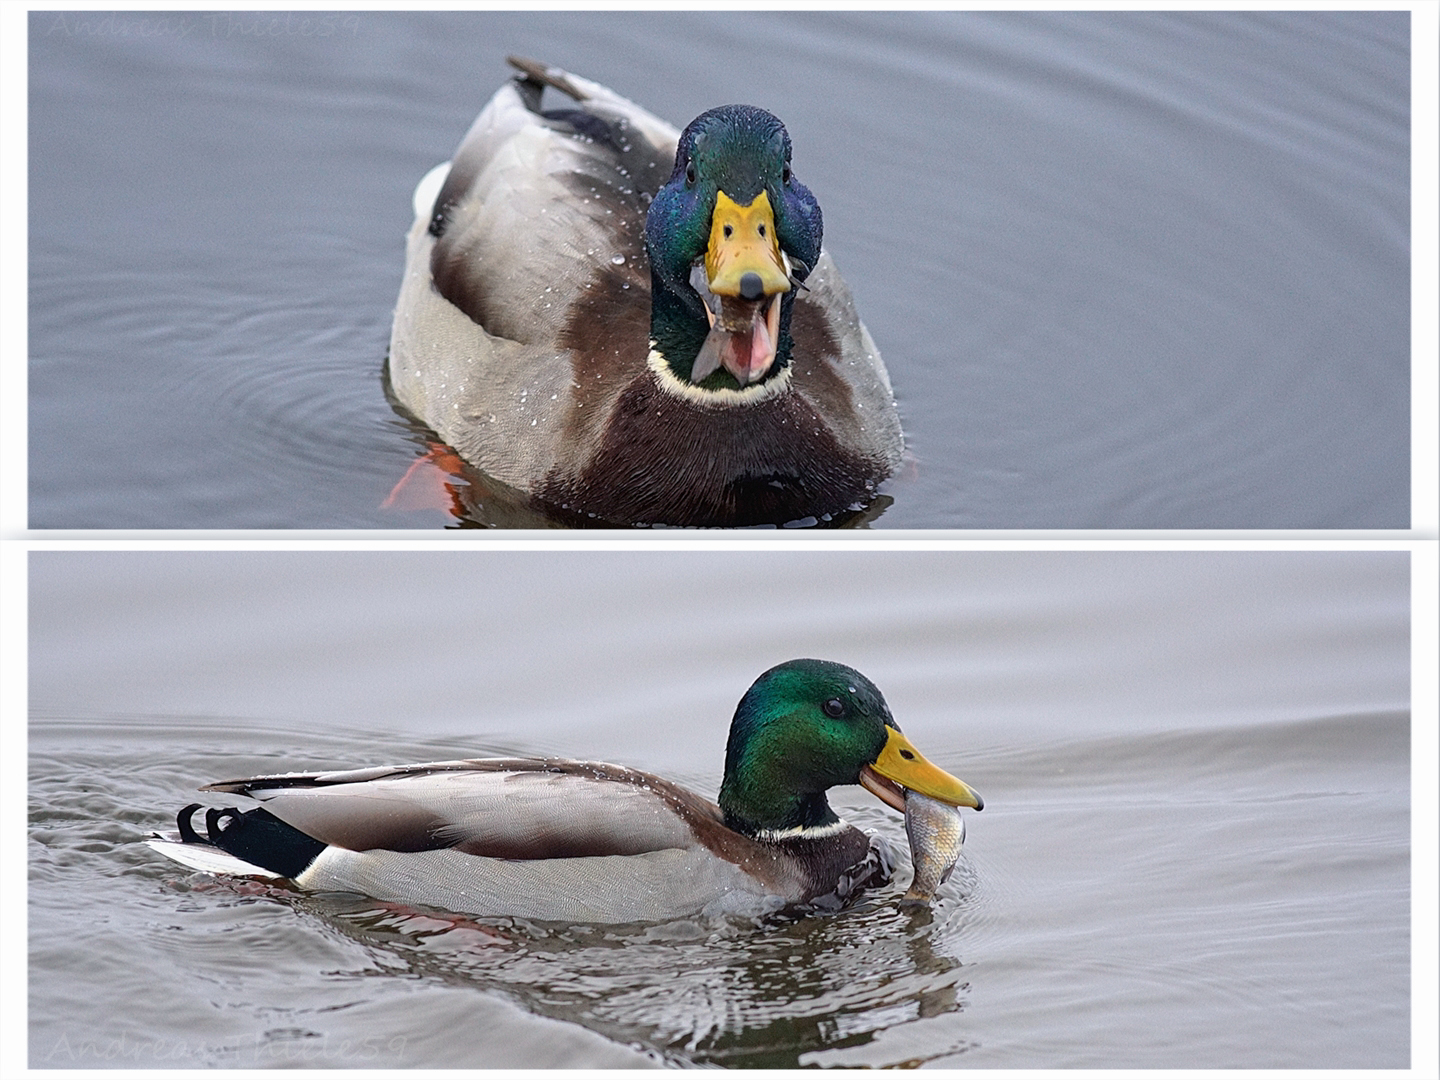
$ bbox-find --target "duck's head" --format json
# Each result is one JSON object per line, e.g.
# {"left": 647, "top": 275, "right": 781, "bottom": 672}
{"left": 645, "top": 105, "right": 823, "bottom": 395}
{"left": 718, "top": 660, "right": 984, "bottom": 839}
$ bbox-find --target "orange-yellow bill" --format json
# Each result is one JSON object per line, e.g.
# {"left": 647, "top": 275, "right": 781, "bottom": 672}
{"left": 859, "top": 727, "right": 984, "bottom": 812}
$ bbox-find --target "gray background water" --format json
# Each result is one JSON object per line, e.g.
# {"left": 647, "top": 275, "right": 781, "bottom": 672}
{"left": 28, "top": 9, "right": 1410, "bottom": 528}
{"left": 29, "top": 550, "right": 1411, "bottom": 1067}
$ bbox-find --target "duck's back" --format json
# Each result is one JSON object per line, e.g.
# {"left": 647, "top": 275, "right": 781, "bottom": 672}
{"left": 388, "top": 67, "right": 679, "bottom": 499}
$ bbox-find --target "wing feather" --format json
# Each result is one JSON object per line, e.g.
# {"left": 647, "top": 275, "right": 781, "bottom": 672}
{"left": 205, "top": 759, "right": 708, "bottom": 860}
{"left": 428, "top": 72, "right": 677, "bottom": 344}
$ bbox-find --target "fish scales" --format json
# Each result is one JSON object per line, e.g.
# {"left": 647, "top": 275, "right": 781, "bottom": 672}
{"left": 902, "top": 791, "right": 965, "bottom": 904}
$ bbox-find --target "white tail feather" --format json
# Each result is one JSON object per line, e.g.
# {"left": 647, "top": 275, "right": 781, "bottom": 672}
{"left": 145, "top": 838, "right": 283, "bottom": 880}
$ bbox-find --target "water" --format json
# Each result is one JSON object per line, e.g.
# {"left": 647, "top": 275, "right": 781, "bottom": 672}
{"left": 28, "top": 10, "right": 1410, "bottom": 528}
{"left": 28, "top": 551, "right": 1411, "bottom": 1067}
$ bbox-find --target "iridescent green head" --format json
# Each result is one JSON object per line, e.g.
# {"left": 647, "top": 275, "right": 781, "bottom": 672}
{"left": 644, "top": 105, "right": 823, "bottom": 393}
{"left": 718, "top": 660, "right": 983, "bottom": 838}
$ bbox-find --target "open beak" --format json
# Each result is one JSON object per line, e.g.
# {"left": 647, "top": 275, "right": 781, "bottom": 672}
{"left": 859, "top": 727, "right": 984, "bottom": 813}
{"left": 689, "top": 189, "right": 791, "bottom": 386}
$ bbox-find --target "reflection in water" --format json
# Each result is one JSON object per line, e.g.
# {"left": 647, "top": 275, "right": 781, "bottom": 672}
{"left": 289, "top": 862, "right": 976, "bottom": 1067}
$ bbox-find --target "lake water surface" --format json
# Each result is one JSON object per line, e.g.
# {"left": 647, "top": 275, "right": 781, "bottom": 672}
{"left": 28, "top": 550, "right": 1412, "bottom": 1067}
{"left": 28, "top": 9, "right": 1411, "bottom": 528}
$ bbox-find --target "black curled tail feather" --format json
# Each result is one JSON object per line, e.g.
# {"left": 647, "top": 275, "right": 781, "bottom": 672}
{"left": 205, "top": 806, "right": 237, "bottom": 841}
{"left": 176, "top": 803, "right": 205, "bottom": 844}
{"left": 175, "top": 803, "right": 327, "bottom": 880}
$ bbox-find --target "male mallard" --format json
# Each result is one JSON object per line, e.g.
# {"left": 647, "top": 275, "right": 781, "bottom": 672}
{"left": 148, "top": 660, "right": 981, "bottom": 923}
{"left": 387, "top": 57, "right": 904, "bottom": 527}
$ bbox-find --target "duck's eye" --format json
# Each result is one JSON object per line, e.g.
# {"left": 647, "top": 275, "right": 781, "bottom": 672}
{"left": 822, "top": 698, "right": 846, "bottom": 719}
{"left": 685, "top": 161, "right": 697, "bottom": 186}
{"left": 757, "top": 223, "right": 766, "bottom": 238}
{"left": 723, "top": 224, "right": 733, "bottom": 238}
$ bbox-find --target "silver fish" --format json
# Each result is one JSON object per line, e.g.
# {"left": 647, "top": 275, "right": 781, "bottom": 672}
{"left": 902, "top": 791, "right": 966, "bottom": 904}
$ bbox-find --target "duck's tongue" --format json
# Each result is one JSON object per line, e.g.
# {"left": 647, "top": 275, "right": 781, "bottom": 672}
{"left": 689, "top": 268, "right": 782, "bottom": 387}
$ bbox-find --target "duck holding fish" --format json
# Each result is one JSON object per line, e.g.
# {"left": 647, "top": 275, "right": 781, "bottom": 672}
{"left": 149, "top": 661, "right": 978, "bottom": 922}
{"left": 387, "top": 58, "right": 904, "bottom": 527}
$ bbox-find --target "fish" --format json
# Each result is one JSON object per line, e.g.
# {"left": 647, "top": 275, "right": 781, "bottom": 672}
{"left": 902, "top": 790, "right": 966, "bottom": 905}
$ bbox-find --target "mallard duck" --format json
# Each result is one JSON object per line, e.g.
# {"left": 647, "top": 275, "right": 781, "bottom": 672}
{"left": 148, "top": 660, "right": 981, "bottom": 923}
{"left": 387, "top": 57, "right": 904, "bottom": 527}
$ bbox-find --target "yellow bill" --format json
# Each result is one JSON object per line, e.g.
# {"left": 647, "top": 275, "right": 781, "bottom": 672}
{"left": 859, "top": 727, "right": 984, "bottom": 813}
{"left": 689, "top": 189, "right": 792, "bottom": 385}
{"left": 704, "top": 189, "right": 791, "bottom": 298}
